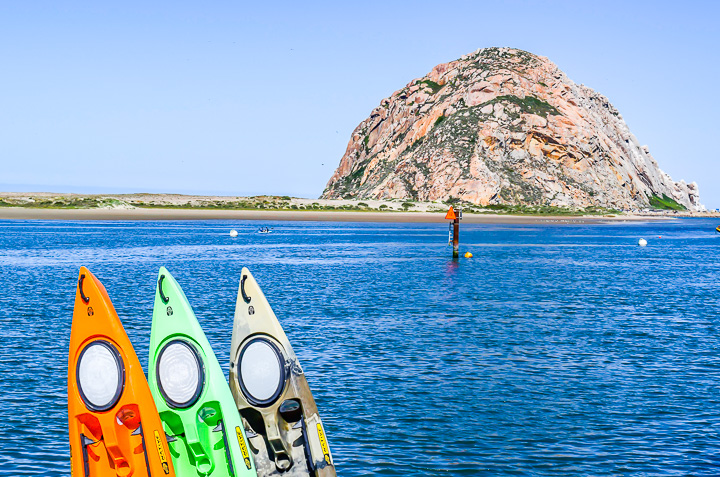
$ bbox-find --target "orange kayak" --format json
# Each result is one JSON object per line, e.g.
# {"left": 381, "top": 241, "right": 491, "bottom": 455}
{"left": 68, "top": 267, "right": 175, "bottom": 477}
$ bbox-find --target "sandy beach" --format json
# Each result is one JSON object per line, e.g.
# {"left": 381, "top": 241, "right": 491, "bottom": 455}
{"left": 0, "top": 206, "right": 675, "bottom": 224}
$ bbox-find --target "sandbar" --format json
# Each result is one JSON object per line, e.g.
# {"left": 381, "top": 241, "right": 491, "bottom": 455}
{"left": 0, "top": 206, "right": 671, "bottom": 224}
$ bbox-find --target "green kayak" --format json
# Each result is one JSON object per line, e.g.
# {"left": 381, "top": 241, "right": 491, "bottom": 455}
{"left": 148, "top": 267, "right": 257, "bottom": 477}
{"left": 229, "top": 268, "right": 336, "bottom": 476}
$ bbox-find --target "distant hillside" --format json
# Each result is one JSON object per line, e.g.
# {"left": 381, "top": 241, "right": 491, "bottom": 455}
{"left": 322, "top": 47, "right": 702, "bottom": 211}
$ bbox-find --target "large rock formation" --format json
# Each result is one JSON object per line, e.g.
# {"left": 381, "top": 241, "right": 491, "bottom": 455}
{"left": 322, "top": 47, "right": 702, "bottom": 211}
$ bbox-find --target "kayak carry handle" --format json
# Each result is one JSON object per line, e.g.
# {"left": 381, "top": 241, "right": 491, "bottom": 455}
{"left": 213, "top": 420, "right": 236, "bottom": 477}
{"left": 158, "top": 275, "right": 170, "bottom": 304}
{"left": 79, "top": 274, "right": 90, "bottom": 304}
{"left": 241, "top": 275, "right": 251, "bottom": 304}
{"left": 132, "top": 423, "right": 153, "bottom": 476}
{"left": 80, "top": 434, "right": 94, "bottom": 477}
{"left": 299, "top": 415, "right": 316, "bottom": 472}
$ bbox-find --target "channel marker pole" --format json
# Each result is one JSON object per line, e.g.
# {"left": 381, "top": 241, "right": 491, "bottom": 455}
{"left": 445, "top": 206, "right": 462, "bottom": 258}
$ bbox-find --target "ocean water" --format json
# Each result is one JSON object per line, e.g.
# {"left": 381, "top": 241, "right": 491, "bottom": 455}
{"left": 0, "top": 218, "right": 719, "bottom": 476}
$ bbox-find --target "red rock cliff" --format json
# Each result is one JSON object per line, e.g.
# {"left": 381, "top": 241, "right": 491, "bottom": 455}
{"left": 322, "top": 47, "right": 702, "bottom": 211}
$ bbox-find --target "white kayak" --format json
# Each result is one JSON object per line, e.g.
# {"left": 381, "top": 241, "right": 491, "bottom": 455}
{"left": 229, "top": 268, "right": 335, "bottom": 477}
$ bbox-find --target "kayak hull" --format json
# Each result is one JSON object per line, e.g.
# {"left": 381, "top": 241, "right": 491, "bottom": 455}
{"left": 148, "top": 267, "right": 257, "bottom": 477}
{"left": 229, "top": 268, "right": 336, "bottom": 477}
{"left": 68, "top": 267, "right": 175, "bottom": 477}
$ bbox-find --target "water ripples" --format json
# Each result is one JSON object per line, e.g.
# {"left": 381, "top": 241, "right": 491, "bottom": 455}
{"left": 0, "top": 219, "right": 719, "bottom": 475}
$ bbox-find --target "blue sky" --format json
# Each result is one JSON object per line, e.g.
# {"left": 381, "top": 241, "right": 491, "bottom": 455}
{"left": 1, "top": 1, "right": 718, "bottom": 207}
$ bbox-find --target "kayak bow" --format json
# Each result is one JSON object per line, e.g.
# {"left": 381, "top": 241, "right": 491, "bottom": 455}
{"left": 229, "top": 268, "right": 336, "bottom": 477}
{"left": 148, "top": 267, "right": 257, "bottom": 477}
{"left": 68, "top": 267, "right": 175, "bottom": 477}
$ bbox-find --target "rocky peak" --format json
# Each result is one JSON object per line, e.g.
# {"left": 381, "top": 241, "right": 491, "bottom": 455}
{"left": 322, "top": 47, "right": 702, "bottom": 211}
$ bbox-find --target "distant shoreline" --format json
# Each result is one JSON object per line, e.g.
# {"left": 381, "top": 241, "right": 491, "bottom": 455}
{"left": 0, "top": 206, "right": 681, "bottom": 224}
{"left": 0, "top": 191, "right": 715, "bottom": 223}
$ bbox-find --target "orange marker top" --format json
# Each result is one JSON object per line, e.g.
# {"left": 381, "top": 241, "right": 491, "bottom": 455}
{"left": 445, "top": 207, "right": 457, "bottom": 220}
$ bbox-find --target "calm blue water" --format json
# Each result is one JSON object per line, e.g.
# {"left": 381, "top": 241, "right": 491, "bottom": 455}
{"left": 0, "top": 218, "right": 719, "bottom": 476}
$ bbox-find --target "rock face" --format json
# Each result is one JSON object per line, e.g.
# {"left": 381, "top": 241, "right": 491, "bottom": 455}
{"left": 322, "top": 47, "right": 702, "bottom": 211}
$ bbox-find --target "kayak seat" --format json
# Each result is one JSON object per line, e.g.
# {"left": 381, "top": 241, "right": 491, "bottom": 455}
{"left": 159, "top": 400, "right": 239, "bottom": 475}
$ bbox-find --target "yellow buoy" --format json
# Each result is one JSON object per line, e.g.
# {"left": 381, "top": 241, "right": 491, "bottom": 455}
{"left": 464, "top": 252, "right": 473, "bottom": 258}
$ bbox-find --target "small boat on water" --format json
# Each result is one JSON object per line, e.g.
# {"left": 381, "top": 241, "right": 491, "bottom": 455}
{"left": 716, "top": 225, "right": 720, "bottom": 234}
{"left": 257, "top": 227, "right": 272, "bottom": 234}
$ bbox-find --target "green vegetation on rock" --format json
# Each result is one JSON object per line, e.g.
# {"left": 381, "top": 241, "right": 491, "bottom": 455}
{"left": 649, "top": 194, "right": 687, "bottom": 211}
{"left": 487, "top": 95, "right": 559, "bottom": 117}
{"left": 418, "top": 79, "right": 443, "bottom": 95}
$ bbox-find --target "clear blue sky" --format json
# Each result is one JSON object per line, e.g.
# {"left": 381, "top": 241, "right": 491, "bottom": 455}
{"left": 1, "top": 1, "right": 718, "bottom": 207}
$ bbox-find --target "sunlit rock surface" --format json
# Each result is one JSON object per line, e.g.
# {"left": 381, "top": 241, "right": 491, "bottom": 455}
{"left": 322, "top": 47, "right": 702, "bottom": 211}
